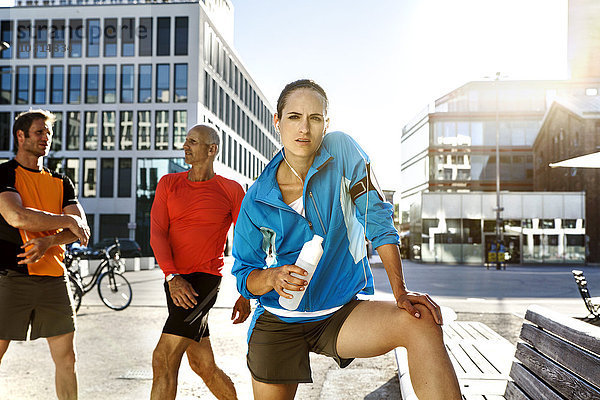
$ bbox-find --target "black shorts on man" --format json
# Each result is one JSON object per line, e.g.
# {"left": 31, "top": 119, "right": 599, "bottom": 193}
{"left": 162, "top": 272, "right": 221, "bottom": 341}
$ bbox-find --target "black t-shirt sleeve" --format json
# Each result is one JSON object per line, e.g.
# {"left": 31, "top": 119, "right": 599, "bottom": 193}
{"left": 62, "top": 175, "right": 79, "bottom": 208}
{"left": 0, "top": 160, "right": 18, "bottom": 194}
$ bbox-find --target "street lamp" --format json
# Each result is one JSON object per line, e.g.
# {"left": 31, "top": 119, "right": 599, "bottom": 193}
{"left": 493, "top": 72, "right": 504, "bottom": 269}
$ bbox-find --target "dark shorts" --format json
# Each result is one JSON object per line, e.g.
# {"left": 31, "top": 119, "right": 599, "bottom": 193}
{"left": 0, "top": 270, "right": 76, "bottom": 341}
{"left": 162, "top": 272, "right": 221, "bottom": 342}
{"left": 247, "top": 299, "right": 362, "bottom": 384}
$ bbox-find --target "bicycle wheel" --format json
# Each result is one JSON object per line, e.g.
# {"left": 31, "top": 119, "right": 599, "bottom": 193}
{"left": 68, "top": 274, "right": 83, "bottom": 313}
{"left": 97, "top": 271, "right": 132, "bottom": 310}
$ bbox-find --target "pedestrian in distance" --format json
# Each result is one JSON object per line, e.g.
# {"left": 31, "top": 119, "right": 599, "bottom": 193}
{"left": 232, "top": 80, "right": 462, "bottom": 399}
{"left": 0, "top": 110, "right": 91, "bottom": 400}
{"left": 150, "top": 124, "right": 251, "bottom": 400}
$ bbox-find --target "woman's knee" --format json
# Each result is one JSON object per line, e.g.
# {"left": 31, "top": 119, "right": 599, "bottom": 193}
{"left": 395, "top": 304, "right": 442, "bottom": 344}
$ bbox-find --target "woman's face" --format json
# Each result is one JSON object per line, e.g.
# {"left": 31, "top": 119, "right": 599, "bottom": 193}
{"left": 275, "top": 88, "right": 329, "bottom": 161}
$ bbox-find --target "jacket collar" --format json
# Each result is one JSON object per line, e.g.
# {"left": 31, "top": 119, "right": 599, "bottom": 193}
{"left": 254, "top": 145, "right": 334, "bottom": 206}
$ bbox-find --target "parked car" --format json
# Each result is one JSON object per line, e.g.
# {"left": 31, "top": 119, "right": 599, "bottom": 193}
{"left": 92, "top": 238, "right": 142, "bottom": 258}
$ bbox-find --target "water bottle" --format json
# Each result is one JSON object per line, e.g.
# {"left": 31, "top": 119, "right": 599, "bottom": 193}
{"left": 279, "top": 235, "right": 324, "bottom": 310}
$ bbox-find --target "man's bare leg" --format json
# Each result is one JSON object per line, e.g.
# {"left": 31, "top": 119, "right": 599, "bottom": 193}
{"left": 186, "top": 337, "right": 237, "bottom": 400}
{"left": 0, "top": 340, "right": 9, "bottom": 365}
{"left": 337, "top": 301, "right": 461, "bottom": 400}
{"left": 46, "top": 332, "right": 78, "bottom": 400}
{"left": 151, "top": 333, "right": 191, "bottom": 400}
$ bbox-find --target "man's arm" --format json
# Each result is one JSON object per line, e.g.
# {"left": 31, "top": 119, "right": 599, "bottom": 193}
{"left": 377, "top": 243, "right": 443, "bottom": 325}
{"left": 17, "top": 203, "right": 89, "bottom": 264}
{"left": 0, "top": 191, "right": 88, "bottom": 242}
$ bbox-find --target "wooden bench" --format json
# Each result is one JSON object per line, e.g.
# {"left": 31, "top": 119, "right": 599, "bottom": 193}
{"left": 395, "top": 306, "right": 600, "bottom": 399}
{"left": 572, "top": 269, "right": 600, "bottom": 320}
{"left": 505, "top": 305, "right": 600, "bottom": 399}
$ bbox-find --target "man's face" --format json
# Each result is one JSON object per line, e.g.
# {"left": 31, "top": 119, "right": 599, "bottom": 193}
{"left": 182, "top": 128, "right": 214, "bottom": 165}
{"left": 19, "top": 118, "right": 53, "bottom": 158}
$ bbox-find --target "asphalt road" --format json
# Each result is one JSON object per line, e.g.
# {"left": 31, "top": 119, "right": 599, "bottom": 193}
{"left": 1, "top": 258, "right": 598, "bottom": 399}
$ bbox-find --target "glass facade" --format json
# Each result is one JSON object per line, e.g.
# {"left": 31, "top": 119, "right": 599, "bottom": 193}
{"left": 103, "top": 65, "right": 116, "bottom": 103}
{"left": 68, "top": 65, "right": 81, "bottom": 103}
{"left": 50, "top": 66, "right": 64, "bottom": 104}
{"left": 137, "top": 110, "right": 151, "bottom": 150}
{"left": 84, "top": 111, "right": 98, "bottom": 150}
{"left": 138, "top": 64, "right": 151, "bottom": 103}
{"left": 101, "top": 111, "right": 115, "bottom": 150}
{"left": 155, "top": 110, "right": 169, "bottom": 150}
{"left": 119, "top": 111, "right": 133, "bottom": 150}
{"left": 156, "top": 64, "right": 169, "bottom": 103}
{"left": 85, "top": 65, "right": 99, "bottom": 103}
{"left": 16, "top": 66, "right": 29, "bottom": 104}
{"left": 0, "top": 66, "right": 11, "bottom": 104}
{"left": 120, "top": 65, "right": 134, "bottom": 103}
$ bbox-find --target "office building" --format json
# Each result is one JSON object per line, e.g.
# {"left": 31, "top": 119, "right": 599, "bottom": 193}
{"left": 0, "top": 0, "right": 280, "bottom": 254}
{"left": 533, "top": 95, "right": 600, "bottom": 262}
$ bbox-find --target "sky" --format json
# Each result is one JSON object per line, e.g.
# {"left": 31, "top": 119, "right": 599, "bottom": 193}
{"left": 231, "top": 0, "right": 569, "bottom": 194}
{"left": 0, "top": 0, "right": 569, "bottom": 194}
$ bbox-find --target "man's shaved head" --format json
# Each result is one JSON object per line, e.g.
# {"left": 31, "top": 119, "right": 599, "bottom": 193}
{"left": 188, "top": 124, "right": 220, "bottom": 146}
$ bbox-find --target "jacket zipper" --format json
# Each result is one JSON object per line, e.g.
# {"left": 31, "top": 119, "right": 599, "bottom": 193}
{"left": 309, "top": 191, "right": 327, "bottom": 235}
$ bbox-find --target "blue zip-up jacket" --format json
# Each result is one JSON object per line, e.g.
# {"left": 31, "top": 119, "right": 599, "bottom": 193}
{"left": 232, "top": 131, "right": 399, "bottom": 326}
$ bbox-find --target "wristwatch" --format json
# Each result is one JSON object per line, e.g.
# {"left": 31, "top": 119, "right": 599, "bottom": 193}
{"left": 166, "top": 273, "right": 179, "bottom": 282}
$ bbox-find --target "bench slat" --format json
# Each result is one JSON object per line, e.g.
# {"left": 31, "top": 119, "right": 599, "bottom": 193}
{"left": 515, "top": 342, "right": 600, "bottom": 400}
{"left": 509, "top": 363, "right": 563, "bottom": 400}
{"left": 447, "top": 341, "right": 483, "bottom": 375}
{"left": 462, "top": 342, "right": 500, "bottom": 375}
{"left": 520, "top": 323, "right": 600, "bottom": 387}
{"left": 504, "top": 381, "right": 531, "bottom": 400}
{"left": 525, "top": 305, "right": 600, "bottom": 355}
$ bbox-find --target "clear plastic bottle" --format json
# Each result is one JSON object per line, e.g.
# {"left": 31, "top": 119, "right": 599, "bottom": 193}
{"left": 278, "top": 235, "right": 324, "bottom": 310}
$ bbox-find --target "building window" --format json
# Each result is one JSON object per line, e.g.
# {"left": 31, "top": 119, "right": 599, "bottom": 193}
{"left": 155, "top": 110, "right": 169, "bottom": 150}
{"left": 65, "top": 158, "right": 80, "bottom": 194}
{"left": 84, "top": 111, "right": 98, "bottom": 150}
{"left": 120, "top": 64, "right": 134, "bottom": 103}
{"left": 119, "top": 111, "right": 133, "bottom": 150}
{"left": 211, "top": 78, "right": 217, "bottom": 114}
{"left": 174, "top": 17, "right": 188, "bottom": 56}
{"left": 157, "top": 17, "right": 170, "bottom": 56}
{"left": 50, "top": 66, "right": 64, "bottom": 104}
{"left": 139, "top": 17, "right": 152, "bottom": 57}
{"left": 86, "top": 19, "right": 100, "bottom": 57}
{"left": 102, "top": 111, "right": 116, "bottom": 150}
{"left": 173, "top": 110, "right": 187, "bottom": 150}
{"left": 50, "top": 112, "right": 63, "bottom": 152}
{"left": 174, "top": 63, "right": 187, "bottom": 102}
{"left": 103, "top": 65, "right": 117, "bottom": 103}
{"left": 100, "top": 158, "right": 114, "bottom": 198}
{"left": 16, "top": 66, "right": 29, "bottom": 104}
{"left": 156, "top": 64, "right": 170, "bottom": 102}
{"left": 1, "top": 21, "right": 12, "bottom": 59}
{"left": 69, "top": 19, "right": 83, "bottom": 57}
{"left": 137, "top": 110, "right": 151, "bottom": 150}
{"left": 203, "top": 71, "right": 210, "bottom": 106}
{"left": 83, "top": 158, "right": 97, "bottom": 198}
{"left": 121, "top": 18, "right": 134, "bottom": 57}
{"left": 17, "top": 20, "right": 31, "bottom": 59}
{"left": 68, "top": 65, "right": 81, "bottom": 104}
{"left": 66, "top": 111, "right": 80, "bottom": 150}
{"left": 104, "top": 18, "right": 117, "bottom": 57}
{"left": 118, "top": 158, "right": 132, "bottom": 198}
{"left": 33, "top": 66, "right": 46, "bottom": 104}
{"left": 138, "top": 64, "right": 152, "bottom": 103}
{"left": 85, "top": 65, "right": 99, "bottom": 103}
{"left": 50, "top": 19, "right": 65, "bottom": 58}
{"left": 0, "top": 66, "right": 11, "bottom": 104}
{"left": 0, "top": 112, "right": 9, "bottom": 150}
{"left": 34, "top": 20, "right": 48, "bottom": 58}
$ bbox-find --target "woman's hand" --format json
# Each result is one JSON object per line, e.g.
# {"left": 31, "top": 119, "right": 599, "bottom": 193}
{"left": 168, "top": 276, "right": 199, "bottom": 309}
{"left": 395, "top": 290, "right": 443, "bottom": 325}
{"left": 267, "top": 264, "right": 308, "bottom": 298}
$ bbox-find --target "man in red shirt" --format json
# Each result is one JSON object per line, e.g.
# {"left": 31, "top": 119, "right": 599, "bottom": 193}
{"left": 150, "top": 124, "right": 250, "bottom": 400}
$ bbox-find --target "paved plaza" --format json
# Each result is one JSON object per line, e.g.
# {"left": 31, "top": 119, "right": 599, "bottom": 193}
{"left": 0, "top": 258, "right": 597, "bottom": 399}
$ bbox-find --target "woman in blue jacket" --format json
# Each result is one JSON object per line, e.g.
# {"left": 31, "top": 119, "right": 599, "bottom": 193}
{"left": 232, "top": 79, "right": 460, "bottom": 399}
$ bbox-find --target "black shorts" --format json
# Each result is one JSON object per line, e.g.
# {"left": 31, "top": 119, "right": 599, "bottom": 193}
{"left": 162, "top": 272, "right": 221, "bottom": 342}
{"left": 247, "top": 299, "right": 362, "bottom": 384}
{"left": 0, "top": 270, "right": 76, "bottom": 341}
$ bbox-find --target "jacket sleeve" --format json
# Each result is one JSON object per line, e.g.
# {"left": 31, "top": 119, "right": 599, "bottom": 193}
{"left": 334, "top": 132, "right": 399, "bottom": 249}
{"left": 231, "top": 197, "right": 268, "bottom": 300}
{"left": 150, "top": 176, "right": 177, "bottom": 275}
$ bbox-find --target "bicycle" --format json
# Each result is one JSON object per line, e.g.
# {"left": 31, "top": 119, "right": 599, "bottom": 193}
{"left": 66, "top": 238, "right": 133, "bottom": 312}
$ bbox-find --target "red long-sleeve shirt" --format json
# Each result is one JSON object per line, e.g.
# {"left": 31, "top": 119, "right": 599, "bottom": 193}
{"left": 150, "top": 172, "right": 245, "bottom": 277}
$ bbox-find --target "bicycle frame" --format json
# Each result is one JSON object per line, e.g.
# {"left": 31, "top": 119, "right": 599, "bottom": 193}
{"left": 68, "top": 243, "right": 122, "bottom": 294}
